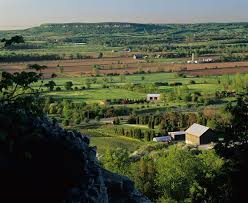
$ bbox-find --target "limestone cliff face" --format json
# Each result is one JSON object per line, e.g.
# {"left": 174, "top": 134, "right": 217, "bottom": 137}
{"left": 0, "top": 107, "right": 151, "bottom": 203}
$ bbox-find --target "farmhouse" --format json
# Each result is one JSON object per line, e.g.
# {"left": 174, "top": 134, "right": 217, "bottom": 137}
{"left": 168, "top": 131, "right": 186, "bottom": 141}
{"left": 133, "top": 54, "right": 143, "bottom": 60}
{"left": 185, "top": 123, "right": 215, "bottom": 145}
{"left": 153, "top": 136, "right": 171, "bottom": 143}
{"left": 147, "top": 94, "right": 160, "bottom": 101}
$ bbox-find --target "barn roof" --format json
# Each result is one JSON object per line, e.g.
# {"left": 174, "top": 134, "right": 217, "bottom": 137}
{"left": 185, "top": 123, "right": 210, "bottom": 137}
{"left": 168, "top": 131, "right": 185, "bottom": 136}
{"left": 147, "top": 94, "right": 160, "bottom": 97}
{"left": 153, "top": 136, "right": 171, "bottom": 142}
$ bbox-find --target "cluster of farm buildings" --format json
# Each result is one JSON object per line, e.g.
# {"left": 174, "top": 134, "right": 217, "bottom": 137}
{"left": 133, "top": 53, "right": 214, "bottom": 64}
{"left": 153, "top": 123, "right": 215, "bottom": 146}
{"left": 146, "top": 94, "right": 216, "bottom": 146}
{"left": 187, "top": 53, "right": 214, "bottom": 64}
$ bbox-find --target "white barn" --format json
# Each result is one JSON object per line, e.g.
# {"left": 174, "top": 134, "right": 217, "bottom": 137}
{"left": 147, "top": 94, "right": 160, "bottom": 101}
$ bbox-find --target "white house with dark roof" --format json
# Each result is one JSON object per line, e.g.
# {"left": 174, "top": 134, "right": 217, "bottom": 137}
{"left": 147, "top": 94, "right": 160, "bottom": 101}
{"left": 185, "top": 123, "right": 215, "bottom": 145}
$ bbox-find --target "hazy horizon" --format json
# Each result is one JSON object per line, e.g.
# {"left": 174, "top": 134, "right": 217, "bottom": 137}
{"left": 1, "top": 0, "right": 248, "bottom": 30}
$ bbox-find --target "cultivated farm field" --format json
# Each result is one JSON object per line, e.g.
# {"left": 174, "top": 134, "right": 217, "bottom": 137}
{"left": 1, "top": 57, "right": 248, "bottom": 78}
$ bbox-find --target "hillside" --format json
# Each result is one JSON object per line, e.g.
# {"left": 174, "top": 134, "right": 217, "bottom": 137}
{"left": 1, "top": 22, "right": 248, "bottom": 45}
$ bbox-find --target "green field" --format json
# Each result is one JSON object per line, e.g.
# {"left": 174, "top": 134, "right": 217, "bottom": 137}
{"left": 90, "top": 136, "right": 145, "bottom": 155}
{"left": 41, "top": 71, "right": 247, "bottom": 156}
{"left": 42, "top": 72, "right": 230, "bottom": 104}
{"left": 46, "top": 88, "right": 146, "bottom": 103}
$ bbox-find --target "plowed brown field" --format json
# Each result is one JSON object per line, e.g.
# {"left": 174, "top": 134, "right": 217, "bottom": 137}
{"left": 1, "top": 57, "right": 248, "bottom": 78}
{"left": 184, "top": 67, "right": 248, "bottom": 76}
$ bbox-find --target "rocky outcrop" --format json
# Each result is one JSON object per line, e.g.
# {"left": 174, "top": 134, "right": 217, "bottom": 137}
{"left": 0, "top": 107, "right": 151, "bottom": 203}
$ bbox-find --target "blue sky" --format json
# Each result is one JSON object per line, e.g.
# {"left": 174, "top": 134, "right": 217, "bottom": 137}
{"left": 0, "top": 0, "right": 248, "bottom": 29}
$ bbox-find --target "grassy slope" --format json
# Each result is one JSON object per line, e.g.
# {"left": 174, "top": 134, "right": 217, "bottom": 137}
{"left": 90, "top": 136, "right": 144, "bottom": 155}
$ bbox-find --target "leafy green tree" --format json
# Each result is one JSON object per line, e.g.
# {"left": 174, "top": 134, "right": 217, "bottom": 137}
{"left": 44, "top": 81, "right": 56, "bottom": 91}
{"left": 203, "top": 93, "right": 248, "bottom": 202}
{"left": 133, "top": 158, "right": 157, "bottom": 200}
{"left": 156, "top": 146, "right": 203, "bottom": 202}
{"left": 102, "top": 148, "right": 129, "bottom": 175}
{"left": 190, "top": 151, "right": 227, "bottom": 202}
{"left": 216, "top": 94, "right": 248, "bottom": 150}
{"left": 28, "top": 64, "right": 47, "bottom": 74}
{"left": 0, "top": 71, "right": 41, "bottom": 106}
{"left": 64, "top": 81, "right": 73, "bottom": 90}
{"left": 0, "top": 69, "right": 47, "bottom": 117}
{"left": 1, "top": 35, "right": 24, "bottom": 47}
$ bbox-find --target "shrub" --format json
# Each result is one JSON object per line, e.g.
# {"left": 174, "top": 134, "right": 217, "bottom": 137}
{"left": 189, "top": 80, "right": 196, "bottom": 84}
{"left": 55, "top": 87, "right": 61, "bottom": 91}
{"left": 64, "top": 81, "right": 73, "bottom": 90}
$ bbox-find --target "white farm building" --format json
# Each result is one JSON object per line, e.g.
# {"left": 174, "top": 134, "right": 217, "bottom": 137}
{"left": 153, "top": 136, "right": 172, "bottom": 143}
{"left": 147, "top": 94, "right": 160, "bottom": 101}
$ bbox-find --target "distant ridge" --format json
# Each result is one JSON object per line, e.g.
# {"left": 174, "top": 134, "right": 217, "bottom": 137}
{"left": 1, "top": 22, "right": 248, "bottom": 48}
{"left": 1, "top": 21, "right": 248, "bottom": 32}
